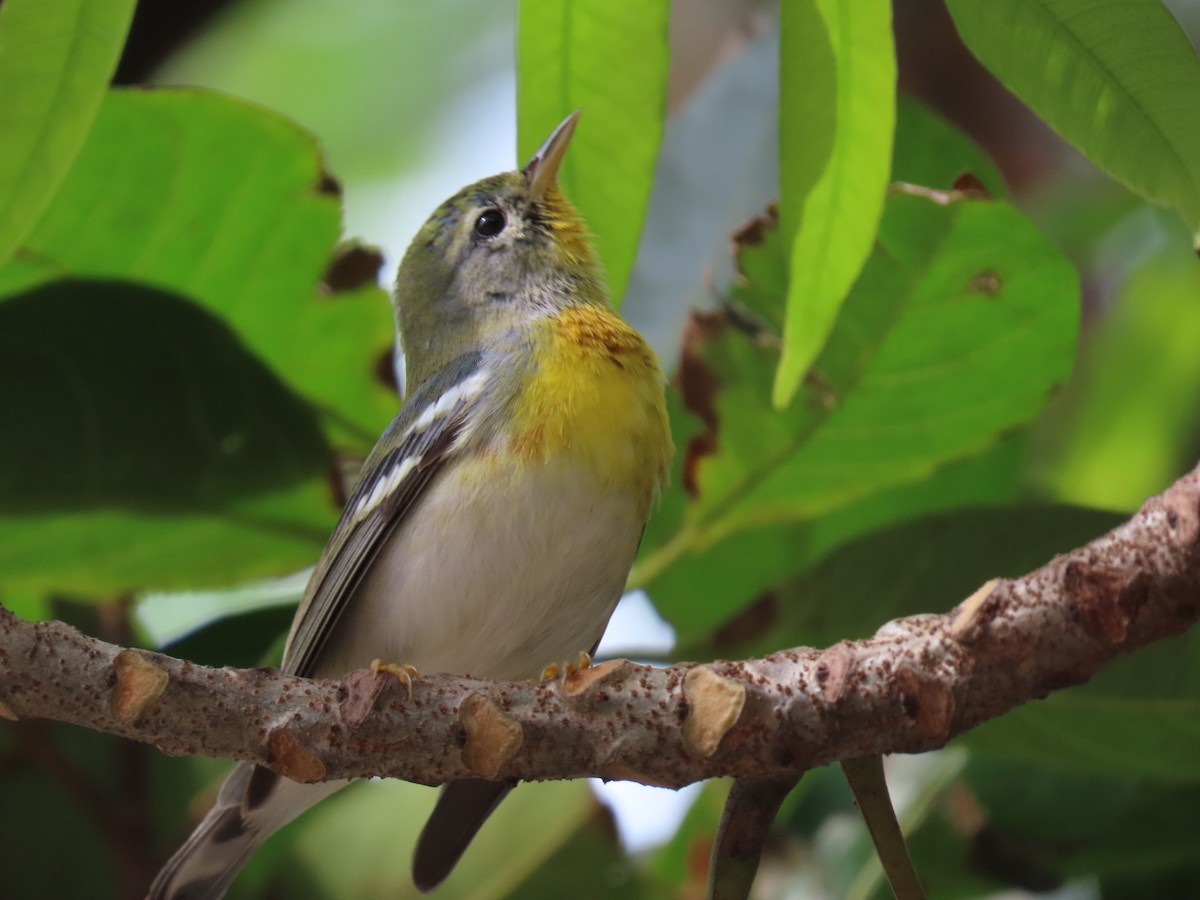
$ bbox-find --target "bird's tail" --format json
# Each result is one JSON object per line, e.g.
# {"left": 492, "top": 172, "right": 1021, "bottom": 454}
{"left": 411, "top": 778, "right": 513, "bottom": 892}
{"left": 147, "top": 762, "right": 346, "bottom": 900}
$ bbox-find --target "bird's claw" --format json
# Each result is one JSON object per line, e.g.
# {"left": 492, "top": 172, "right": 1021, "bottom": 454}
{"left": 370, "top": 659, "right": 420, "bottom": 700}
{"left": 540, "top": 650, "right": 593, "bottom": 682}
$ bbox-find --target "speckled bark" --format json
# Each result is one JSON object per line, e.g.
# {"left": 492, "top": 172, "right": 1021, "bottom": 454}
{"left": 2, "top": 466, "right": 1198, "bottom": 788}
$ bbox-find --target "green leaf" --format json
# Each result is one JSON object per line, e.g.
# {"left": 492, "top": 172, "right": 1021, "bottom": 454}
{"left": 0, "top": 89, "right": 388, "bottom": 597}
{"left": 967, "top": 761, "right": 1200, "bottom": 891}
{"left": 775, "top": 0, "right": 896, "bottom": 406}
{"left": 636, "top": 97, "right": 1019, "bottom": 637}
{"left": 0, "top": 0, "right": 137, "bottom": 265}
{"left": 946, "top": 0, "right": 1200, "bottom": 244}
{"left": 891, "top": 95, "right": 1007, "bottom": 197}
{"left": 267, "top": 779, "right": 603, "bottom": 899}
{"left": 1032, "top": 247, "right": 1200, "bottom": 509}
{"left": 0, "top": 723, "right": 126, "bottom": 900}
{"left": 681, "top": 505, "right": 1121, "bottom": 660}
{"left": 151, "top": 0, "right": 514, "bottom": 186}
{"left": 1, "top": 282, "right": 329, "bottom": 511}
{"left": 146, "top": 603, "right": 294, "bottom": 670}
{"left": 510, "top": 804, "right": 649, "bottom": 899}
{"left": 517, "top": 0, "right": 669, "bottom": 304}
{"left": 648, "top": 433, "right": 1029, "bottom": 645}
{"left": 795, "top": 431, "right": 1028, "bottom": 577}
{"left": 638, "top": 192, "right": 1077, "bottom": 636}
{"left": 2, "top": 88, "right": 396, "bottom": 442}
{"left": 1, "top": 491, "right": 331, "bottom": 601}
{"left": 0, "top": 280, "right": 333, "bottom": 597}
{"left": 963, "top": 627, "right": 1200, "bottom": 783}
{"left": 689, "top": 196, "right": 1078, "bottom": 546}
{"left": 967, "top": 689, "right": 1200, "bottom": 784}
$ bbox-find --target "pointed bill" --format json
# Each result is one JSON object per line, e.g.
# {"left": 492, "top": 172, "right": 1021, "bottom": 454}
{"left": 523, "top": 110, "right": 580, "bottom": 201}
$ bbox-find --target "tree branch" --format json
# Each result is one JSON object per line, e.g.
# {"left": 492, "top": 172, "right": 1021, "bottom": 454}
{"left": 2, "top": 466, "right": 1198, "bottom": 789}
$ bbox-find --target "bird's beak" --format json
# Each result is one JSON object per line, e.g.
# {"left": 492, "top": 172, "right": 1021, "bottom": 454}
{"left": 523, "top": 110, "right": 580, "bottom": 202}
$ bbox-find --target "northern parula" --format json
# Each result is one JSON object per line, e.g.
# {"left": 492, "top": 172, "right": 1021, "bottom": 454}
{"left": 148, "top": 112, "right": 673, "bottom": 899}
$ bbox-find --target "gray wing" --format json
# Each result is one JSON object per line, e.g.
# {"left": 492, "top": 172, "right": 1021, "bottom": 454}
{"left": 283, "top": 353, "right": 486, "bottom": 678}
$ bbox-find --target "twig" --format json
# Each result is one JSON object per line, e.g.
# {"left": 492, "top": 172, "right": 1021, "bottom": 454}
{"left": 842, "top": 755, "right": 925, "bottom": 900}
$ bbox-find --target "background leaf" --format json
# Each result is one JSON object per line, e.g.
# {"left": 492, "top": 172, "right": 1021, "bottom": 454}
{"left": 946, "top": 0, "right": 1200, "bottom": 244}
{"left": 0, "top": 280, "right": 332, "bottom": 596}
{"left": 0, "top": 88, "right": 398, "bottom": 599}
{"left": 636, "top": 91, "right": 1074, "bottom": 635}
{"left": 963, "top": 629, "right": 1200, "bottom": 783}
{"left": 891, "top": 96, "right": 1006, "bottom": 197}
{"left": 517, "top": 0, "right": 670, "bottom": 304}
{"left": 1032, "top": 245, "right": 1200, "bottom": 509}
{"left": 964, "top": 762, "right": 1200, "bottom": 893}
{"left": 645, "top": 436, "right": 1030, "bottom": 644}
{"left": 0, "top": 281, "right": 329, "bottom": 511}
{"left": 680, "top": 505, "right": 1122, "bottom": 659}
{"left": 1, "top": 88, "right": 396, "bottom": 443}
{"left": 775, "top": 0, "right": 896, "bottom": 406}
{"left": 254, "top": 779, "right": 616, "bottom": 900}
{"left": 0, "top": 0, "right": 138, "bottom": 264}
{"left": 683, "top": 195, "right": 1078, "bottom": 546}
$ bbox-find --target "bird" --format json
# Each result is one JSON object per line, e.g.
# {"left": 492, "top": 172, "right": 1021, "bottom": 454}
{"left": 147, "top": 110, "right": 673, "bottom": 899}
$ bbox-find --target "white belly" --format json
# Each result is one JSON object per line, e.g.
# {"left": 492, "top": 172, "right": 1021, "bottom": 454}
{"left": 315, "top": 455, "right": 642, "bottom": 682}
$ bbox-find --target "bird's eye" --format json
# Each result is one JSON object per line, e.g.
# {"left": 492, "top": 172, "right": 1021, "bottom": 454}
{"left": 474, "top": 208, "right": 507, "bottom": 239}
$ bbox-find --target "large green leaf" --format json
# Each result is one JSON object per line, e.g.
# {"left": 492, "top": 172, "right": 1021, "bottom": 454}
{"left": 0, "top": 89, "right": 397, "bottom": 598}
{"left": 517, "top": 0, "right": 669, "bottom": 304}
{"left": 268, "top": 778, "right": 605, "bottom": 900}
{"left": 963, "top": 627, "right": 1200, "bottom": 783}
{"left": 644, "top": 434, "right": 1029, "bottom": 644}
{"left": 637, "top": 98, "right": 1021, "bottom": 638}
{"left": 681, "top": 505, "right": 1122, "bottom": 660}
{"left": 946, "top": 0, "right": 1200, "bottom": 245}
{"left": 0, "top": 282, "right": 329, "bottom": 511}
{"left": 0, "top": 280, "right": 333, "bottom": 596}
{"left": 508, "top": 804, "right": 650, "bottom": 899}
{"left": 966, "top": 688, "right": 1200, "bottom": 784}
{"left": 891, "top": 95, "right": 1006, "bottom": 197}
{"left": 637, "top": 148, "right": 1075, "bottom": 633}
{"left": 1, "top": 486, "right": 331, "bottom": 601}
{"left": 967, "top": 761, "right": 1200, "bottom": 892}
{"left": 0, "top": 0, "right": 137, "bottom": 265}
{"left": 775, "top": 0, "right": 896, "bottom": 406}
{"left": 0, "top": 723, "right": 127, "bottom": 900}
{"left": 679, "top": 194, "right": 1078, "bottom": 548}
{"left": 1, "top": 88, "right": 396, "bottom": 441}
{"left": 896, "top": 767, "right": 1200, "bottom": 898}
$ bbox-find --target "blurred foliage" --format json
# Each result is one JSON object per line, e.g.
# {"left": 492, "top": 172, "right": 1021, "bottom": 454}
{"left": 1, "top": 1, "right": 1200, "bottom": 899}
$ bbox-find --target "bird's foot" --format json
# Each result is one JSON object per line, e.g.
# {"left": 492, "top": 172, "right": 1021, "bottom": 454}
{"left": 540, "top": 651, "right": 593, "bottom": 682}
{"left": 370, "top": 659, "right": 420, "bottom": 699}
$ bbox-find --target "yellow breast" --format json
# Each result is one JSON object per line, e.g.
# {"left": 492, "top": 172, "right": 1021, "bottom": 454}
{"left": 509, "top": 304, "right": 672, "bottom": 505}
